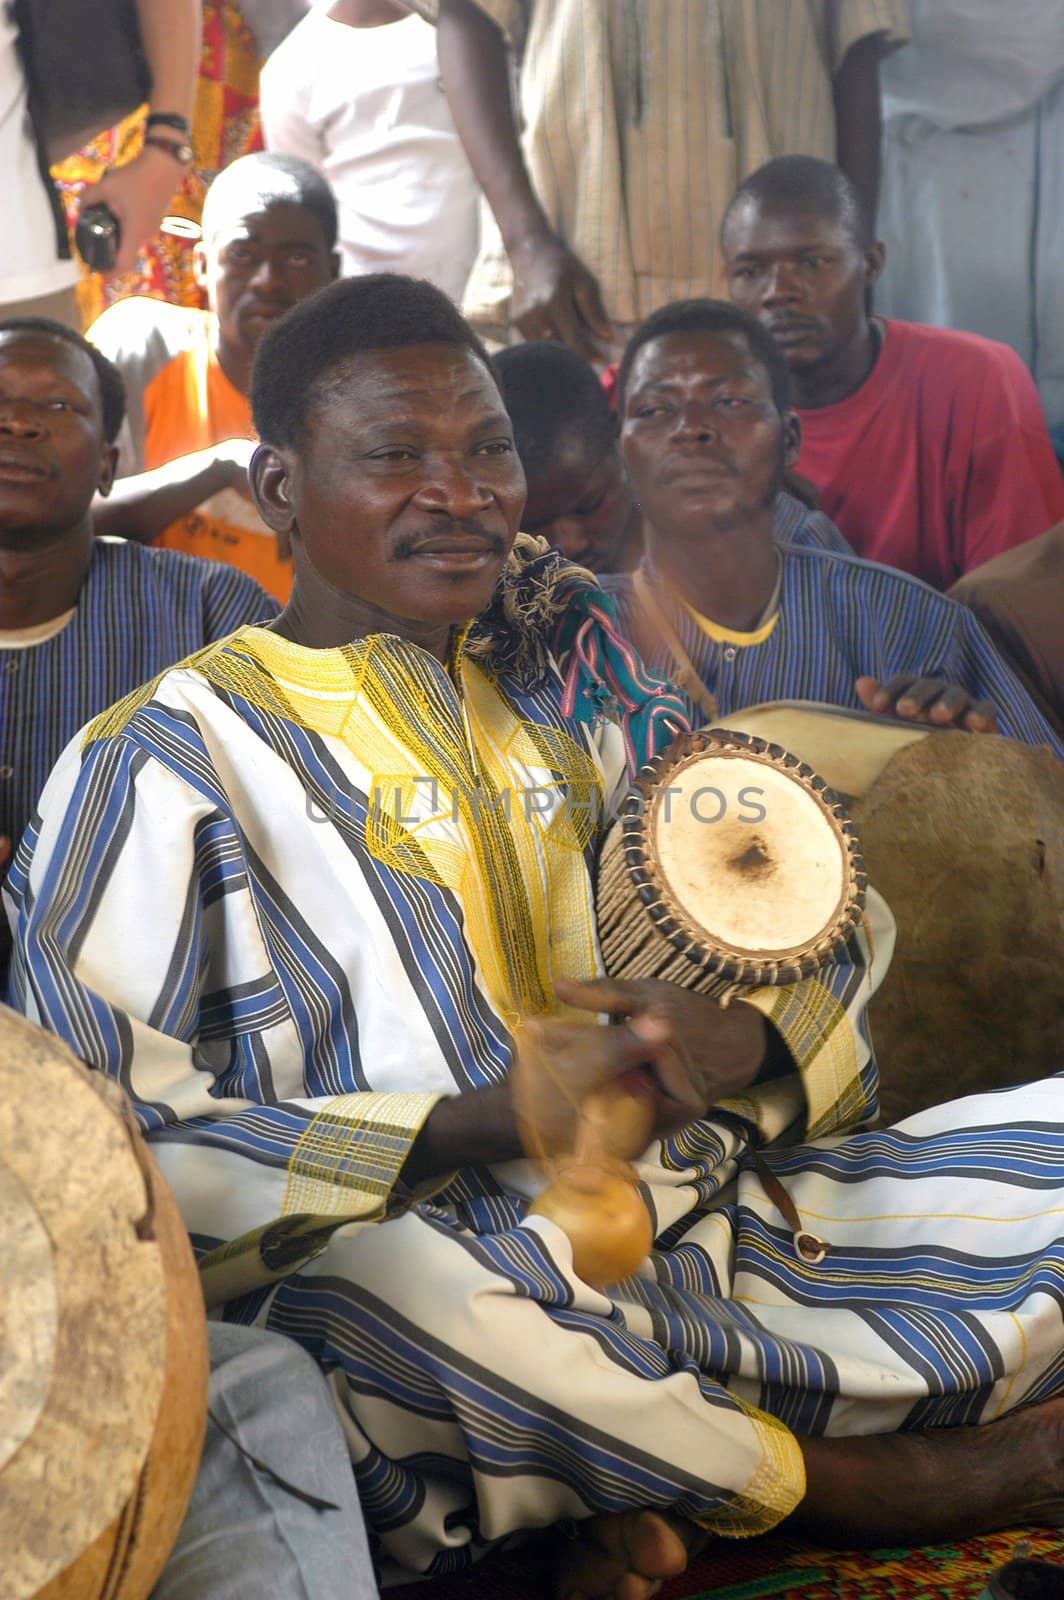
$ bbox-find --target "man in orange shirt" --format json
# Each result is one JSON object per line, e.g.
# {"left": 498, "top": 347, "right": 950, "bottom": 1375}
{"left": 90, "top": 153, "right": 339, "bottom": 600}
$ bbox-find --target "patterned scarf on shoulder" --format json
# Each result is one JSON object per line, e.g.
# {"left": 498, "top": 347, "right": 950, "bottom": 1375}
{"left": 465, "top": 533, "right": 690, "bottom": 775}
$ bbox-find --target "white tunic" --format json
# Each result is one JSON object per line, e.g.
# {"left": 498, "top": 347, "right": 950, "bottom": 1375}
{"left": 260, "top": 8, "right": 480, "bottom": 303}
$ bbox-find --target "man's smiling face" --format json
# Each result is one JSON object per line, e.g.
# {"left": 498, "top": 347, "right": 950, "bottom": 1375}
{"left": 261, "top": 341, "right": 527, "bottom": 628}
{"left": 0, "top": 331, "right": 114, "bottom": 547}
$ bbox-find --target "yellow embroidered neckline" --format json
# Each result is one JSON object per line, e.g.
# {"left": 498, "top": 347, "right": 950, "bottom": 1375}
{"left": 679, "top": 601, "right": 780, "bottom": 646}
{"left": 234, "top": 624, "right": 469, "bottom": 694}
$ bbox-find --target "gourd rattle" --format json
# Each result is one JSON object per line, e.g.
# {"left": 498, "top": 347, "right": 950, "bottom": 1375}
{"left": 513, "top": 1020, "right": 657, "bottom": 1290}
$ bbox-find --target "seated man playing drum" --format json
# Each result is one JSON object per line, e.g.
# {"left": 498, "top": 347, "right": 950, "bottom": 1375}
{"left": 8, "top": 276, "right": 1064, "bottom": 1599}
{"left": 605, "top": 297, "right": 1064, "bottom": 758}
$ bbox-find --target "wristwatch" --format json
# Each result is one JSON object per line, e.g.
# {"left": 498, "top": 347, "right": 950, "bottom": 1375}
{"left": 143, "top": 133, "right": 194, "bottom": 167}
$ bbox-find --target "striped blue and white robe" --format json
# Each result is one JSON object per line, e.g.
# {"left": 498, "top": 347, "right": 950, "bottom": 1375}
{"left": 606, "top": 545, "right": 1064, "bottom": 758}
{"left": 7, "top": 614, "right": 1064, "bottom": 1579}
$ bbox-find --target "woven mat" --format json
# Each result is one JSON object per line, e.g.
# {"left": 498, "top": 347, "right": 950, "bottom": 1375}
{"left": 391, "top": 1526, "right": 1063, "bottom": 1600}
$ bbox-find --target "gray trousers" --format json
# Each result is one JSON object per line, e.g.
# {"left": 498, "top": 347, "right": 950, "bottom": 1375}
{"left": 153, "top": 1323, "right": 378, "bottom": 1600}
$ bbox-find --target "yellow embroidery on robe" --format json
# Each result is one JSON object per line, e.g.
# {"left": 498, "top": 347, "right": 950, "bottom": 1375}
{"left": 164, "top": 627, "right": 603, "bottom": 1028}
{"left": 460, "top": 666, "right": 603, "bottom": 1015}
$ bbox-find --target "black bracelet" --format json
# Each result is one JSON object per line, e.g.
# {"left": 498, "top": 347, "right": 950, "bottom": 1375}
{"left": 146, "top": 111, "right": 191, "bottom": 135}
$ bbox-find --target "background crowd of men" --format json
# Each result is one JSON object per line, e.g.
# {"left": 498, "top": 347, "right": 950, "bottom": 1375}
{"left": 4, "top": 4, "right": 1064, "bottom": 1600}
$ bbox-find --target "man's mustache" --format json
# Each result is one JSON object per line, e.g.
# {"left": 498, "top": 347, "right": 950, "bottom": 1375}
{"left": 393, "top": 520, "right": 508, "bottom": 559}
{"left": 663, "top": 451, "right": 738, "bottom": 480}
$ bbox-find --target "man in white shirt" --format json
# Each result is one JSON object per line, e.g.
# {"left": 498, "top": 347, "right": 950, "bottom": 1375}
{"left": 260, "top": 0, "right": 480, "bottom": 304}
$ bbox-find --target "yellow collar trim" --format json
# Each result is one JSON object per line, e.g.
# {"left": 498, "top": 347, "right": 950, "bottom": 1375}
{"left": 680, "top": 601, "right": 780, "bottom": 647}
{"left": 87, "top": 622, "right": 602, "bottom": 1030}
{"left": 231, "top": 624, "right": 470, "bottom": 695}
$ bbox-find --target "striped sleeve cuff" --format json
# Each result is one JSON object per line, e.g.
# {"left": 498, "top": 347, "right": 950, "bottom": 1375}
{"left": 741, "top": 977, "right": 864, "bottom": 1142}
{"left": 282, "top": 1090, "right": 446, "bottom": 1220}
{"left": 728, "top": 889, "right": 891, "bottom": 1142}
{"left": 692, "top": 1401, "right": 806, "bottom": 1537}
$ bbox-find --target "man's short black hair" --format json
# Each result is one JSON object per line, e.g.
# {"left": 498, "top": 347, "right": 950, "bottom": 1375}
{"left": 201, "top": 151, "right": 340, "bottom": 254}
{"left": 0, "top": 316, "right": 126, "bottom": 442}
{"left": 492, "top": 341, "right": 617, "bottom": 480}
{"left": 615, "top": 298, "right": 791, "bottom": 414}
{"left": 721, "top": 155, "right": 875, "bottom": 252}
{"left": 252, "top": 273, "right": 495, "bottom": 450}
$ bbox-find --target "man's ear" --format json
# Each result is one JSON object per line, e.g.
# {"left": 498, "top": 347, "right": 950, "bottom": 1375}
{"left": 96, "top": 443, "right": 118, "bottom": 498}
{"left": 782, "top": 409, "right": 801, "bottom": 469}
{"left": 328, "top": 249, "right": 341, "bottom": 283}
{"left": 864, "top": 240, "right": 886, "bottom": 290}
{"left": 193, "top": 241, "right": 209, "bottom": 292}
{"left": 250, "top": 442, "right": 298, "bottom": 539}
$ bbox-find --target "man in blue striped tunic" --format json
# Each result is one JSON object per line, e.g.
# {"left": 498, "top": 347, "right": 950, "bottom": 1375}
{"left": 605, "top": 297, "right": 1064, "bottom": 759}
{"left": 8, "top": 277, "right": 1064, "bottom": 1598}
{"left": 0, "top": 318, "right": 279, "bottom": 865}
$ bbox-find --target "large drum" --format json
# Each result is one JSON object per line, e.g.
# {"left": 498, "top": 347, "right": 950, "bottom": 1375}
{"left": 0, "top": 1006, "right": 209, "bottom": 1600}
{"left": 596, "top": 725, "right": 867, "bottom": 1001}
{"left": 715, "top": 704, "right": 1064, "bottom": 1123}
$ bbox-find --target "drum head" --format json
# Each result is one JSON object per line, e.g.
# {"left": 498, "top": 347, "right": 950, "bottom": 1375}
{"left": 620, "top": 728, "right": 865, "bottom": 984}
{"left": 713, "top": 700, "right": 930, "bottom": 800}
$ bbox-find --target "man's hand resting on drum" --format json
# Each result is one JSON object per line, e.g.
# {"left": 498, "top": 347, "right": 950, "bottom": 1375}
{"left": 856, "top": 674, "right": 999, "bottom": 733}
{"left": 402, "top": 978, "right": 781, "bottom": 1184}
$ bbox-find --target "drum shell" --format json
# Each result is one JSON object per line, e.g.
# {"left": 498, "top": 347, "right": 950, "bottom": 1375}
{"left": 852, "top": 731, "right": 1064, "bottom": 1124}
{"left": 715, "top": 707, "right": 1064, "bottom": 1123}
{"left": 34, "top": 1137, "right": 208, "bottom": 1600}
{"left": 0, "top": 1008, "right": 208, "bottom": 1600}
{"left": 597, "top": 821, "right": 779, "bottom": 993}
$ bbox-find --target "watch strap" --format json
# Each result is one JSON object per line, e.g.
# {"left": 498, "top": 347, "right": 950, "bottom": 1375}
{"left": 143, "top": 133, "right": 194, "bottom": 166}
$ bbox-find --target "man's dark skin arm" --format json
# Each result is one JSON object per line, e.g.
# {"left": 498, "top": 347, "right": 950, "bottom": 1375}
{"left": 833, "top": 34, "right": 891, "bottom": 223}
{"left": 77, "top": 0, "right": 201, "bottom": 274}
{"left": 436, "top": 0, "right": 612, "bottom": 357}
{"left": 402, "top": 977, "right": 786, "bottom": 1186}
{"left": 92, "top": 441, "right": 255, "bottom": 544}
{"left": 403, "top": 1083, "right": 522, "bottom": 1186}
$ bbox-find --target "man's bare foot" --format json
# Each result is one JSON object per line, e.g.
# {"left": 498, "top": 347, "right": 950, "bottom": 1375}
{"left": 556, "top": 1508, "right": 704, "bottom": 1600}
{"left": 795, "top": 1397, "right": 1064, "bottom": 1547}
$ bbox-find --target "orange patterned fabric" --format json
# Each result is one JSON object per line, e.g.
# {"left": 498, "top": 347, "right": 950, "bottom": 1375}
{"left": 52, "top": 0, "right": 263, "bottom": 325}
{"left": 390, "top": 1527, "right": 1063, "bottom": 1600}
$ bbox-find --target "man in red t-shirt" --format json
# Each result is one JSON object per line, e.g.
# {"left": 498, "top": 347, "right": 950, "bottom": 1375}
{"left": 721, "top": 155, "right": 1064, "bottom": 590}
